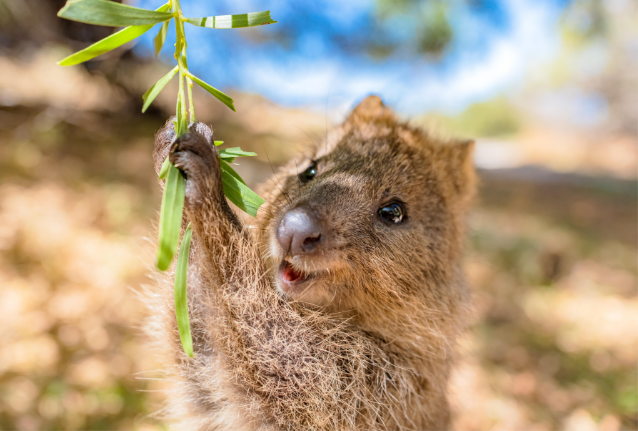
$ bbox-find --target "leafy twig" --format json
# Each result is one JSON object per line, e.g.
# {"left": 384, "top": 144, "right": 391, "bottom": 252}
{"left": 57, "top": 0, "right": 275, "bottom": 356}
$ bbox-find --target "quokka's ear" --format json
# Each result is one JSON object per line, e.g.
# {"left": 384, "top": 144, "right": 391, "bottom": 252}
{"left": 346, "top": 95, "right": 397, "bottom": 124}
{"left": 434, "top": 140, "right": 476, "bottom": 202}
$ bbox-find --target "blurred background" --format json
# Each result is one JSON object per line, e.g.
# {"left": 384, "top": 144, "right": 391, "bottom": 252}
{"left": 0, "top": 0, "right": 636, "bottom": 430}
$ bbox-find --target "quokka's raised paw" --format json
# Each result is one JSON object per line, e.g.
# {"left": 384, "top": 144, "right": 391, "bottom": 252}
{"left": 154, "top": 119, "right": 223, "bottom": 208}
{"left": 153, "top": 116, "right": 176, "bottom": 175}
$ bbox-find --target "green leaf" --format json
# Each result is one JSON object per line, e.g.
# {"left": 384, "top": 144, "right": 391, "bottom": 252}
{"left": 58, "top": 2, "right": 171, "bottom": 66}
{"left": 213, "top": 140, "right": 224, "bottom": 146}
{"left": 157, "top": 163, "right": 185, "bottom": 271}
{"left": 218, "top": 147, "right": 258, "bottom": 160}
{"left": 175, "top": 92, "right": 188, "bottom": 136}
{"left": 158, "top": 156, "right": 170, "bottom": 179}
{"left": 184, "top": 10, "right": 277, "bottom": 29}
{"left": 142, "top": 65, "right": 178, "bottom": 113}
{"left": 174, "top": 222, "right": 194, "bottom": 357}
{"left": 220, "top": 160, "right": 264, "bottom": 217}
{"left": 58, "top": 0, "right": 173, "bottom": 27}
{"left": 154, "top": 19, "right": 170, "bottom": 57}
{"left": 59, "top": 23, "right": 151, "bottom": 66}
{"left": 187, "top": 73, "right": 235, "bottom": 112}
{"left": 220, "top": 160, "right": 246, "bottom": 184}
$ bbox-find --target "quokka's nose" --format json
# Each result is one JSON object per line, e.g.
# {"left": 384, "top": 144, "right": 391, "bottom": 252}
{"left": 276, "top": 207, "right": 323, "bottom": 256}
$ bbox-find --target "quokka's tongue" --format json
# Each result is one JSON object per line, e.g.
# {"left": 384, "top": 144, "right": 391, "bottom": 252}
{"left": 282, "top": 261, "right": 303, "bottom": 283}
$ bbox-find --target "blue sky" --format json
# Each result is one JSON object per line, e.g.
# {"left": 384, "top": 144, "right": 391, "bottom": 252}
{"left": 135, "top": 0, "right": 571, "bottom": 115}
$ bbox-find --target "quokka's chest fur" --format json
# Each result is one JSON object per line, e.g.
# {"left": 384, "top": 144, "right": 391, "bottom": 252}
{"left": 147, "top": 95, "right": 475, "bottom": 430}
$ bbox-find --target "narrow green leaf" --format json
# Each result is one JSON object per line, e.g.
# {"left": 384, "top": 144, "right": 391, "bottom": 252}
{"left": 175, "top": 222, "right": 194, "bottom": 357}
{"left": 154, "top": 20, "right": 170, "bottom": 56}
{"left": 187, "top": 73, "right": 235, "bottom": 112}
{"left": 220, "top": 160, "right": 264, "bottom": 217}
{"left": 157, "top": 163, "right": 185, "bottom": 271}
{"left": 158, "top": 156, "right": 170, "bottom": 179}
{"left": 58, "top": 0, "right": 173, "bottom": 27}
{"left": 176, "top": 91, "right": 188, "bottom": 136}
{"left": 218, "top": 147, "right": 258, "bottom": 160}
{"left": 184, "top": 10, "right": 277, "bottom": 29}
{"left": 173, "top": 98, "right": 180, "bottom": 135}
{"left": 220, "top": 160, "right": 246, "bottom": 184}
{"left": 58, "top": 2, "right": 170, "bottom": 66}
{"left": 59, "top": 24, "right": 150, "bottom": 65}
{"left": 213, "top": 140, "right": 224, "bottom": 146}
{"left": 142, "top": 66, "right": 178, "bottom": 113}
{"left": 186, "top": 76, "right": 196, "bottom": 123}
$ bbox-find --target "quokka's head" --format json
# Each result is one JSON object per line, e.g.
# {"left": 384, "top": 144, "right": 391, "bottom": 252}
{"left": 257, "top": 96, "right": 475, "bottom": 315}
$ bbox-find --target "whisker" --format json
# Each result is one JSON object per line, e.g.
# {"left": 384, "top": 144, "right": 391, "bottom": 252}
{"left": 324, "top": 87, "right": 331, "bottom": 156}
{"left": 291, "top": 125, "right": 321, "bottom": 148}
{"left": 294, "top": 159, "right": 302, "bottom": 194}
{"left": 262, "top": 142, "right": 293, "bottom": 208}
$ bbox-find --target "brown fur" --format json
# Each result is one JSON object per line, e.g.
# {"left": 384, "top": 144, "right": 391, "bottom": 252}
{"left": 146, "top": 96, "right": 476, "bottom": 430}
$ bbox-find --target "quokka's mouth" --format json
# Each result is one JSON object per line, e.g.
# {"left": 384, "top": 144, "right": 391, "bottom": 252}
{"left": 278, "top": 259, "right": 314, "bottom": 292}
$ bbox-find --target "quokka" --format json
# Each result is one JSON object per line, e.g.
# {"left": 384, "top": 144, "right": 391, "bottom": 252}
{"left": 147, "top": 95, "right": 476, "bottom": 430}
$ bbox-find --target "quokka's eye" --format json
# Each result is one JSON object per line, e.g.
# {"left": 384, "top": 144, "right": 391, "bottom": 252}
{"left": 377, "top": 203, "right": 405, "bottom": 225}
{"left": 299, "top": 162, "right": 317, "bottom": 182}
